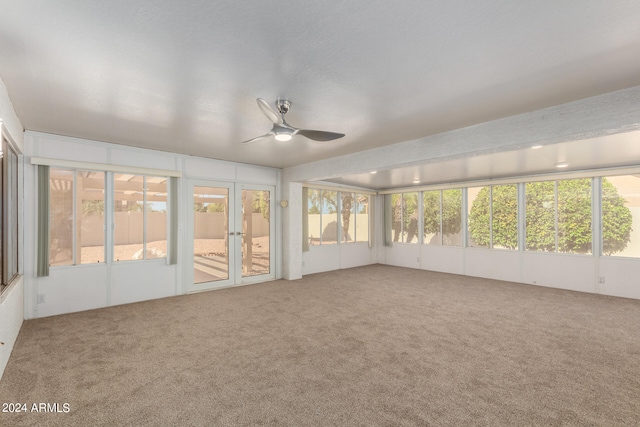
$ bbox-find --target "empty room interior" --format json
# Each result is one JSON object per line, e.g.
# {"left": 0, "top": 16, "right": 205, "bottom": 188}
{"left": 1, "top": 1, "right": 640, "bottom": 425}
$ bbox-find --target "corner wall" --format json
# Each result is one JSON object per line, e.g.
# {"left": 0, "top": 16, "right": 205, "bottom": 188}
{"left": 0, "top": 76, "right": 24, "bottom": 380}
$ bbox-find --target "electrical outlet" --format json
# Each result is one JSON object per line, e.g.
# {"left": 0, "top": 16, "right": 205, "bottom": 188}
{"left": 37, "top": 294, "right": 45, "bottom": 304}
{"left": 598, "top": 276, "right": 605, "bottom": 284}
{"left": 416, "top": 257, "right": 420, "bottom": 263}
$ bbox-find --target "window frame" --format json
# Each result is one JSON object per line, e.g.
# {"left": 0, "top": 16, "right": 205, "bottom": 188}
{"left": 49, "top": 167, "right": 107, "bottom": 266}
{"left": 306, "top": 188, "right": 372, "bottom": 247}
{"left": 1, "top": 133, "right": 21, "bottom": 293}
{"left": 47, "top": 169, "right": 171, "bottom": 268}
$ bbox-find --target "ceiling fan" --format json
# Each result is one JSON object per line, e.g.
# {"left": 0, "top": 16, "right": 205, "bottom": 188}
{"left": 241, "top": 98, "right": 345, "bottom": 144}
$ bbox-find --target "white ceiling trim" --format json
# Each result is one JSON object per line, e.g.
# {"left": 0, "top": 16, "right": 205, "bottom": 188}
{"left": 377, "top": 165, "right": 640, "bottom": 195}
{"left": 302, "top": 182, "right": 377, "bottom": 196}
{"left": 30, "top": 157, "right": 182, "bottom": 177}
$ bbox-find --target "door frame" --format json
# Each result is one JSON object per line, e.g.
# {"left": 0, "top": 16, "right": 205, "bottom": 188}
{"left": 185, "top": 180, "right": 276, "bottom": 293}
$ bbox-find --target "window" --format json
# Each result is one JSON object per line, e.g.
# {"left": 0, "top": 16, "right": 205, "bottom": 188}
{"left": 49, "top": 168, "right": 106, "bottom": 265}
{"left": 341, "top": 192, "right": 369, "bottom": 243}
{"left": 322, "top": 191, "right": 338, "bottom": 245}
{"left": 307, "top": 189, "right": 370, "bottom": 246}
{"left": 525, "top": 181, "right": 556, "bottom": 252}
{"left": 47, "top": 170, "right": 168, "bottom": 266}
{"left": 114, "top": 174, "right": 167, "bottom": 261}
{"left": 424, "top": 189, "right": 463, "bottom": 246}
{"left": 307, "top": 188, "right": 322, "bottom": 245}
{"left": 392, "top": 192, "right": 418, "bottom": 243}
{"left": 491, "top": 184, "right": 518, "bottom": 250}
{"left": 467, "top": 186, "right": 489, "bottom": 248}
{"left": 525, "top": 178, "right": 592, "bottom": 254}
{"left": 468, "top": 185, "right": 518, "bottom": 250}
{"left": 307, "top": 189, "right": 338, "bottom": 245}
{"left": 355, "top": 194, "right": 369, "bottom": 243}
{"left": 1, "top": 137, "right": 20, "bottom": 290}
{"left": 601, "top": 175, "right": 637, "bottom": 257}
{"left": 341, "top": 192, "right": 355, "bottom": 243}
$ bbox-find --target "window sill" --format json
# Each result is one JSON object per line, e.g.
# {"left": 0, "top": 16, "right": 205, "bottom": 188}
{"left": 0, "top": 274, "right": 23, "bottom": 305}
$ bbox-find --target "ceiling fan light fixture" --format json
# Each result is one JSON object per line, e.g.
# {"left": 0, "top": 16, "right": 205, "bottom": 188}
{"left": 275, "top": 133, "right": 292, "bottom": 142}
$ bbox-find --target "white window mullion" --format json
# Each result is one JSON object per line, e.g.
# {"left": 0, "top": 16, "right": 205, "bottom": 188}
{"left": 554, "top": 181, "right": 559, "bottom": 253}
{"left": 439, "top": 190, "right": 443, "bottom": 245}
{"left": 337, "top": 191, "right": 342, "bottom": 244}
{"left": 353, "top": 193, "right": 357, "bottom": 243}
{"left": 489, "top": 186, "right": 493, "bottom": 249}
{"left": 462, "top": 188, "right": 468, "bottom": 247}
{"left": 517, "top": 183, "right": 525, "bottom": 252}
{"left": 592, "top": 177, "right": 602, "bottom": 257}
{"left": 143, "top": 176, "right": 148, "bottom": 259}
{"left": 319, "top": 190, "right": 323, "bottom": 245}
{"left": 72, "top": 170, "right": 77, "bottom": 265}
{"left": 105, "top": 172, "right": 114, "bottom": 264}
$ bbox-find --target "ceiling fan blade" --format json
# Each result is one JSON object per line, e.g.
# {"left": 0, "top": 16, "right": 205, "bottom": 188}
{"left": 256, "top": 98, "right": 283, "bottom": 125}
{"left": 296, "top": 129, "right": 345, "bottom": 141}
{"left": 241, "top": 133, "right": 273, "bottom": 144}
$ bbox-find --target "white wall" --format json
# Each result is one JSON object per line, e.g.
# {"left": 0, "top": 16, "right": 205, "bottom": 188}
{"left": 0, "top": 277, "right": 23, "bottom": 380}
{"left": 302, "top": 243, "right": 376, "bottom": 276}
{"left": 0, "top": 77, "right": 24, "bottom": 380}
{"left": 378, "top": 242, "right": 640, "bottom": 300}
{"left": 24, "top": 131, "right": 281, "bottom": 319}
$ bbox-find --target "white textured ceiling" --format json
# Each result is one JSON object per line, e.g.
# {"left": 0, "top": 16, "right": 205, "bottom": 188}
{"left": 2, "top": 1, "right": 640, "bottom": 178}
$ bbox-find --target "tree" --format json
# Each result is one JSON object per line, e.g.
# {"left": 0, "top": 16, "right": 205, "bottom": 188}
{"left": 423, "top": 190, "right": 462, "bottom": 243}
{"left": 468, "top": 186, "right": 518, "bottom": 249}
{"left": 341, "top": 193, "right": 353, "bottom": 241}
{"left": 392, "top": 193, "right": 418, "bottom": 242}
{"left": 602, "top": 179, "right": 633, "bottom": 255}
{"left": 468, "top": 179, "right": 632, "bottom": 255}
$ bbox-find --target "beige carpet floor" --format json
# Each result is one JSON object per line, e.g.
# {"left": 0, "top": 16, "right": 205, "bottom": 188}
{"left": 1, "top": 265, "right": 639, "bottom": 426}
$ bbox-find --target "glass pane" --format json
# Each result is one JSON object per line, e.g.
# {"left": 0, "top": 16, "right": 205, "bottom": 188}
{"left": 321, "top": 191, "right": 338, "bottom": 245}
{"left": 558, "top": 179, "right": 592, "bottom": 254}
{"left": 341, "top": 192, "right": 355, "bottom": 243}
{"left": 525, "top": 181, "right": 556, "bottom": 252}
{"left": 307, "top": 189, "right": 322, "bottom": 246}
{"left": 402, "top": 193, "right": 419, "bottom": 243}
{"left": 491, "top": 184, "right": 518, "bottom": 250}
{"left": 468, "top": 186, "right": 490, "bottom": 248}
{"left": 391, "top": 193, "right": 402, "bottom": 242}
{"left": 602, "top": 176, "right": 637, "bottom": 257}
{"left": 114, "top": 174, "right": 144, "bottom": 261}
{"left": 442, "top": 189, "right": 462, "bottom": 246}
{"left": 355, "top": 194, "right": 369, "bottom": 243}
{"left": 193, "top": 186, "right": 229, "bottom": 283}
{"left": 242, "top": 189, "right": 270, "bottom": 277}
{"left": 49, "top": 168, "right": 74, "bottom": 266}
{"left": 8, "top": 147, "right": 19, "bottom": 277}
{"left": 423, "top": 190, "right": 441, "bottom": 245}
{"left": 78, "top": 171, "right": 105, "bottom": 264}
{"left": 146, "top": 177, "right": 167, "bottom": 259}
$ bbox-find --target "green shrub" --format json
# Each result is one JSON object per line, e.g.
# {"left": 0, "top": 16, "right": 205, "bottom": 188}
{"left": 468, "top": 179, "right": 632, "bottom": 255}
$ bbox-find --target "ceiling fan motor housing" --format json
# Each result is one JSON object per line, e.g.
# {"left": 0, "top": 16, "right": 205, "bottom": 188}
{"left": 276, "top": 99, "right": 291, "bottom": 115}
